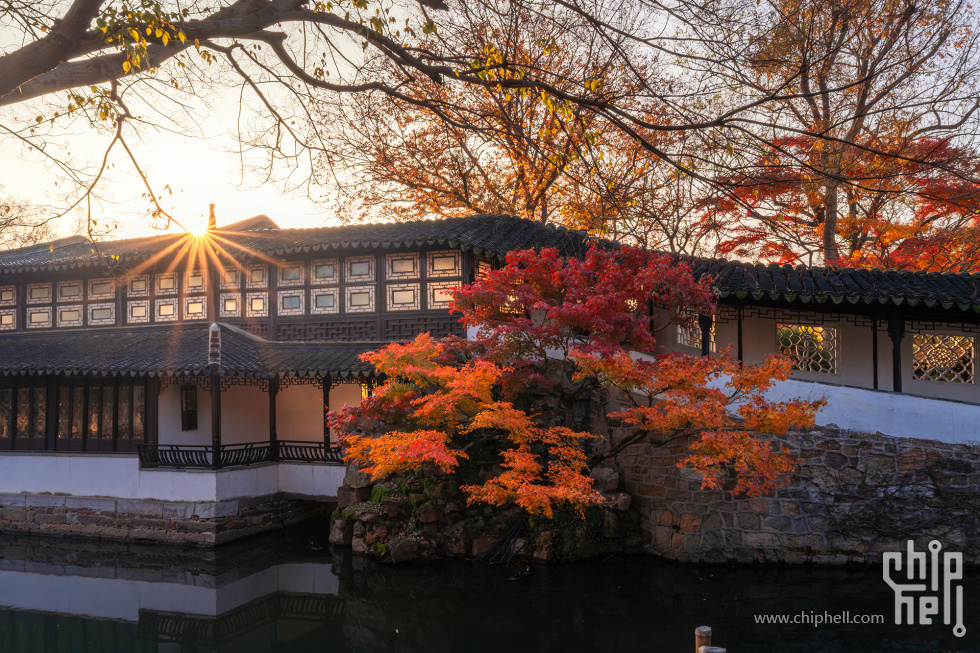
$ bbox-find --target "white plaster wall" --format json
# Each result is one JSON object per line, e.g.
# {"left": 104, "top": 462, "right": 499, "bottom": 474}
{"left": 277, "top": 384, "right": 324, "bottom": 442}
{"left": 221, "top": 384, "right": 269, "bottom": 444}
{"left": 277, "top": 462, "right": 346, "bottom": 498}
{"left": 763, "top": 378, "right": 980, "bottom": 444}
{"left": 327, "top": 383, "right": 363, "bottom": 444}
{"left": 0, "top": 454, "right": 345, "bottom": 501}
{"left": 159, "top": 383, "right": 213, "bottom": 446}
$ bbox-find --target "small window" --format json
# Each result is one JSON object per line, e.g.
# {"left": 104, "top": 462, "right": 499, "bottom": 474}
{"left": 186, "top": 301, "right": 204, "bottom": 315}
{"left": 131, "top": 279, "right": 147, "bottom": 294}
{"left": 30, "top": 286, "right": 49, "bottom": 300}
{"left": 223, "top": 298, "right": 238, "bottom": 312}
{"left": 158, "top": 277, "right": 175, "bottom": 291}
{"left": 392, "top": 258, "right": 415, "bottom": 274}
{"left": 350, "top": 291, "right": 371, "bottom": 307}
{"left": 0, "top": 314, "right": 11, "bottom": 326}
{"left": 350, "top": 261, "right": 370, "bottom": 277}
{"left": 60, "top": 284, "right": 81, "bottom": 298}
{"left": 434, "top": 288, "right": 453, "bottom": 303}
{"left": 251, "top": 297, "right": 265, "bottom": 312}
{"left": 0, "top": 289, "right": 13, "bottom": 302}
{"left": 432, "top": 256, "right": 455, "bottom": 272}
{"left": 282, "top": 296, "right": 301, "bottom": 310}
{"left": 315, "top": 294, "right": 334, "bottom": 308}
{"left": 776, "top": 324, "right": 837, "bottom": 374}
{"left": 29, "top": 311, "right": 47, "bottom": 324}
{"left": 131, "top": 305, "right": 147, "bottom": 318}
{"left": 281, "top": 266, "right": 301, "bottom": 281}
{"left": 912, "top": 334, "right": 974, "bottom": 383}
{"left": 392, "top": 290, "right": 415, "bottom": 305}
{"left": 180, "top": 385, "right": 198, "bottom": 431}
{"left": 158, "top": 303, "right": 175, "bottom": 316}
{"left": 314, "top": 263, "right": 334, "bottom": 280}
{"left": 60, "top": 309, "right": 80, "bottom": 322}
{"left": 250, "top": 268, "right": 266, "bottom": 283}
{"left": 187, "top": 273, "right": 205, "bottom": 289}
{"left": 91, "top": 282, "right": 112, "bottom": 295}
{"left": 91, "top": 308, "right": 112, "bottom": 321}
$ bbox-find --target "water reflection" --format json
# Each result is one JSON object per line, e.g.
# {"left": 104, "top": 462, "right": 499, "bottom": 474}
{"left": 0, "top": 526, "right": 976, "bottom": 653}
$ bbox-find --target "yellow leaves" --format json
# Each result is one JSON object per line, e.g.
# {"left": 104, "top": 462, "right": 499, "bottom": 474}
{"left": 162, "top": 32, "right": 169, "bottom": 46}
{"left": 178, "top": 30, "right": 186, "bottom": 44}
{"left": 122, "top": 61, "right": 131, "bottom": 73}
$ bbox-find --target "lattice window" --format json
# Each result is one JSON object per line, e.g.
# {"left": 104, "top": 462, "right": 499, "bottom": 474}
{"left": 776, "top": 324, "right": 837, "bottom": 374}
{"left": 912, "top": 334, "right": 975, "bottom": 383}
{"left": 676, "top": 315, "right": 715, "bottom": 352}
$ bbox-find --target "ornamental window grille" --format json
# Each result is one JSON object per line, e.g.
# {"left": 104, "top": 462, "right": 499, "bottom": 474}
{"left": 776, "top": 324, "right": 837, "bottom": 374}
{"left": 676, "top": 315, "right": 716, "bottom": 352}
{"left": 912, "top": 334, "right": 975, "bottom": 383}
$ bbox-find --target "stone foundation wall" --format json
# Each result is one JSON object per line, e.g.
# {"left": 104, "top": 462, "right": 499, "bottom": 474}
{"left": 615, "top": 427, "right": 980, "bottom": 565}
{"left": 0, "top": 492, "right": 332, "bottom": 546}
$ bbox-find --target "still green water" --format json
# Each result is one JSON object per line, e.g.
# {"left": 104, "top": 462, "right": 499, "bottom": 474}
{"left": 0, "top": 524, "right": 976, "bottom": 653}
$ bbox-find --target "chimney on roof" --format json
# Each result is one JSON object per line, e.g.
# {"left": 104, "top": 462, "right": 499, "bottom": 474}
{"left": 208, "top": 204, "right": 217, "bottom": 231}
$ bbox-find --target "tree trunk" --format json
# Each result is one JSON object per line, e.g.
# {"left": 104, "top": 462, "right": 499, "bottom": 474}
{"left": 823, "top": 181, "right": 840, "bottom": 264}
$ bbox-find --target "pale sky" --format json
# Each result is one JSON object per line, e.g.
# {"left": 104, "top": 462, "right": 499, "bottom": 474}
{"left": 2, "top": 79, "right": 342, "bottom": 242}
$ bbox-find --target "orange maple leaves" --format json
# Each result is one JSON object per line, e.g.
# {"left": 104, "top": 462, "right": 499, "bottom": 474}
{"left": 331, "top": 246, "right": 824, "bottom": 517}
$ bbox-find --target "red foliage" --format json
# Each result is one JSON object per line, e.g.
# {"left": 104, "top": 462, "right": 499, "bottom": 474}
{"left": 331, "top": 246, "right": 823, "bottom": 517}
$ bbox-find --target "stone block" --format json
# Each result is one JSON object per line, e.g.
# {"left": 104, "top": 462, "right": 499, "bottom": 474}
{"left": 418, "top": 503, "right": 441, "bottom": 524}
{"left": 470, "top": 535, "right": 496, "bottom": 557}
{"left": 1, "top": 508, "right": 29, "bottom": 522}
{"left": 351, "top": 536, "right": 369, "bottom": 555}
{"left": 0, "top": 494, "right": 27, "bottom": 507}
{"left": 26, "top": 495, "right": 66, "bottom": 508}
{"left": 161, "top": 503, "right": 195, "bottom": 520}
{"left": 117, "top": 499, "right": 164, "bottom": 517}
{"left": 390, "top": 538, "right": 420, "bottom": 563}
{"left": 65, "top": 497, "right": 117, "bottom": 512}
{"left": 679, "top": 513, "right": 700, "bottom": 533}
{"left": 533, "top": 531, "right": 553, "bottom": 562}
{"left": 35, "top": 513, "right": 67, "bottom": 525}
{"left": 590, "top": 467, "right": 620, "bottom": 493}
{"left": 345, "top": 467, "right": 374, "bottom": 489}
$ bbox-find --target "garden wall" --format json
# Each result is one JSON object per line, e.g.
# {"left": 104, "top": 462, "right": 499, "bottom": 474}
{"left": 613, "top": 426, "right": 980, "bottom": 564}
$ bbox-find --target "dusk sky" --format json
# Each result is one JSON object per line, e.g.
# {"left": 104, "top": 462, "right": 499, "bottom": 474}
{"left": 3, "top": 83, "right": 341, "bottom": 241}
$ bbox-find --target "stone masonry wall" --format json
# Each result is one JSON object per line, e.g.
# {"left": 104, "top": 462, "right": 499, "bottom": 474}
{"left": 614, "top": 427, "right": 980, "bottom": 565}
{"left": 0, "top": 492, "right": 331, "bottom": 546}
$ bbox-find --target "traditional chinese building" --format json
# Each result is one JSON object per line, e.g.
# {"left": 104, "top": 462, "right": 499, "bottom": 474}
{"left": 0, "top": 212, "right": 976, "bottom": 544}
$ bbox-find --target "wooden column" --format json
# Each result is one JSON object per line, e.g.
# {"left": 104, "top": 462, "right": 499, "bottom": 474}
{"left": 269, "top": 377, "right": 279, "bottom": 461}
{"left": 698, "top": 314, "right": 713, "bottom": 357}
{"left": 44, "top": 376, "right": 57, "bottom": 451}
{"left": 736, "top": 306, "right": 744, "bottom": 364}
{"left": 322, "top": 376, "right": 332, "bottom": 448}
{"left": 210, "top": 369, "right": 221, "bottom": 470}
{"left": 888, "top": 312, "right": 905, "bottom": 393}
{"left": 871, "top": 317, "right": 879, "bottom": 390}
{"left": 146, "top": 376, "right": 159, "bottom": 446}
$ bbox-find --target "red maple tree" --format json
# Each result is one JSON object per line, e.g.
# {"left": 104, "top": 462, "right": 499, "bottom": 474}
{"left": 330, "top": 247, "right": 824, "bottom": 518}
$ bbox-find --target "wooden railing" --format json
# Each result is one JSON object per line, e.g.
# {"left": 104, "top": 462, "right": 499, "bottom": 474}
{"left": 136, "top": 441, "right": 344, "bottom": 469}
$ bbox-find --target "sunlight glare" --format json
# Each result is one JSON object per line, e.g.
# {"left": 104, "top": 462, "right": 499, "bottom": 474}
{"left": 188, "top": 216, "right": 209, "bottom": 236}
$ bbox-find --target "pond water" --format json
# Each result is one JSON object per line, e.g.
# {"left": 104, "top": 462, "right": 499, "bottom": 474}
{"left": 0, "top": 524, "right": 976, "bottom": 653}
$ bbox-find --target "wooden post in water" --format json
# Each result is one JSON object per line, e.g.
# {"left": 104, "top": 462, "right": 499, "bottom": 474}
{"left": 695, "top": 626, "right": 711, "bottom": 652}
{"left": 695, "top": 626, "right": 726, "bottom": 653}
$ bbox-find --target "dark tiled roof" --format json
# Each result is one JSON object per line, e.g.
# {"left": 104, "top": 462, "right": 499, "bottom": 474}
{"left": 0, "top": 324, "right": 378, "bottom": 378}
{"left": 4, "top": 213, "right": 979, "bottom": 314}
{"left": 0, "top": 214, "right": 597, "bottom": 274}
{"left": 685, "top": 258, "right": 980, "bottom": 314}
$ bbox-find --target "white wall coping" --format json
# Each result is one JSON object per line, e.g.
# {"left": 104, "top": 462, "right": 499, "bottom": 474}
{"left": 0, "top": 454, "right": 347, "bottom": 502}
